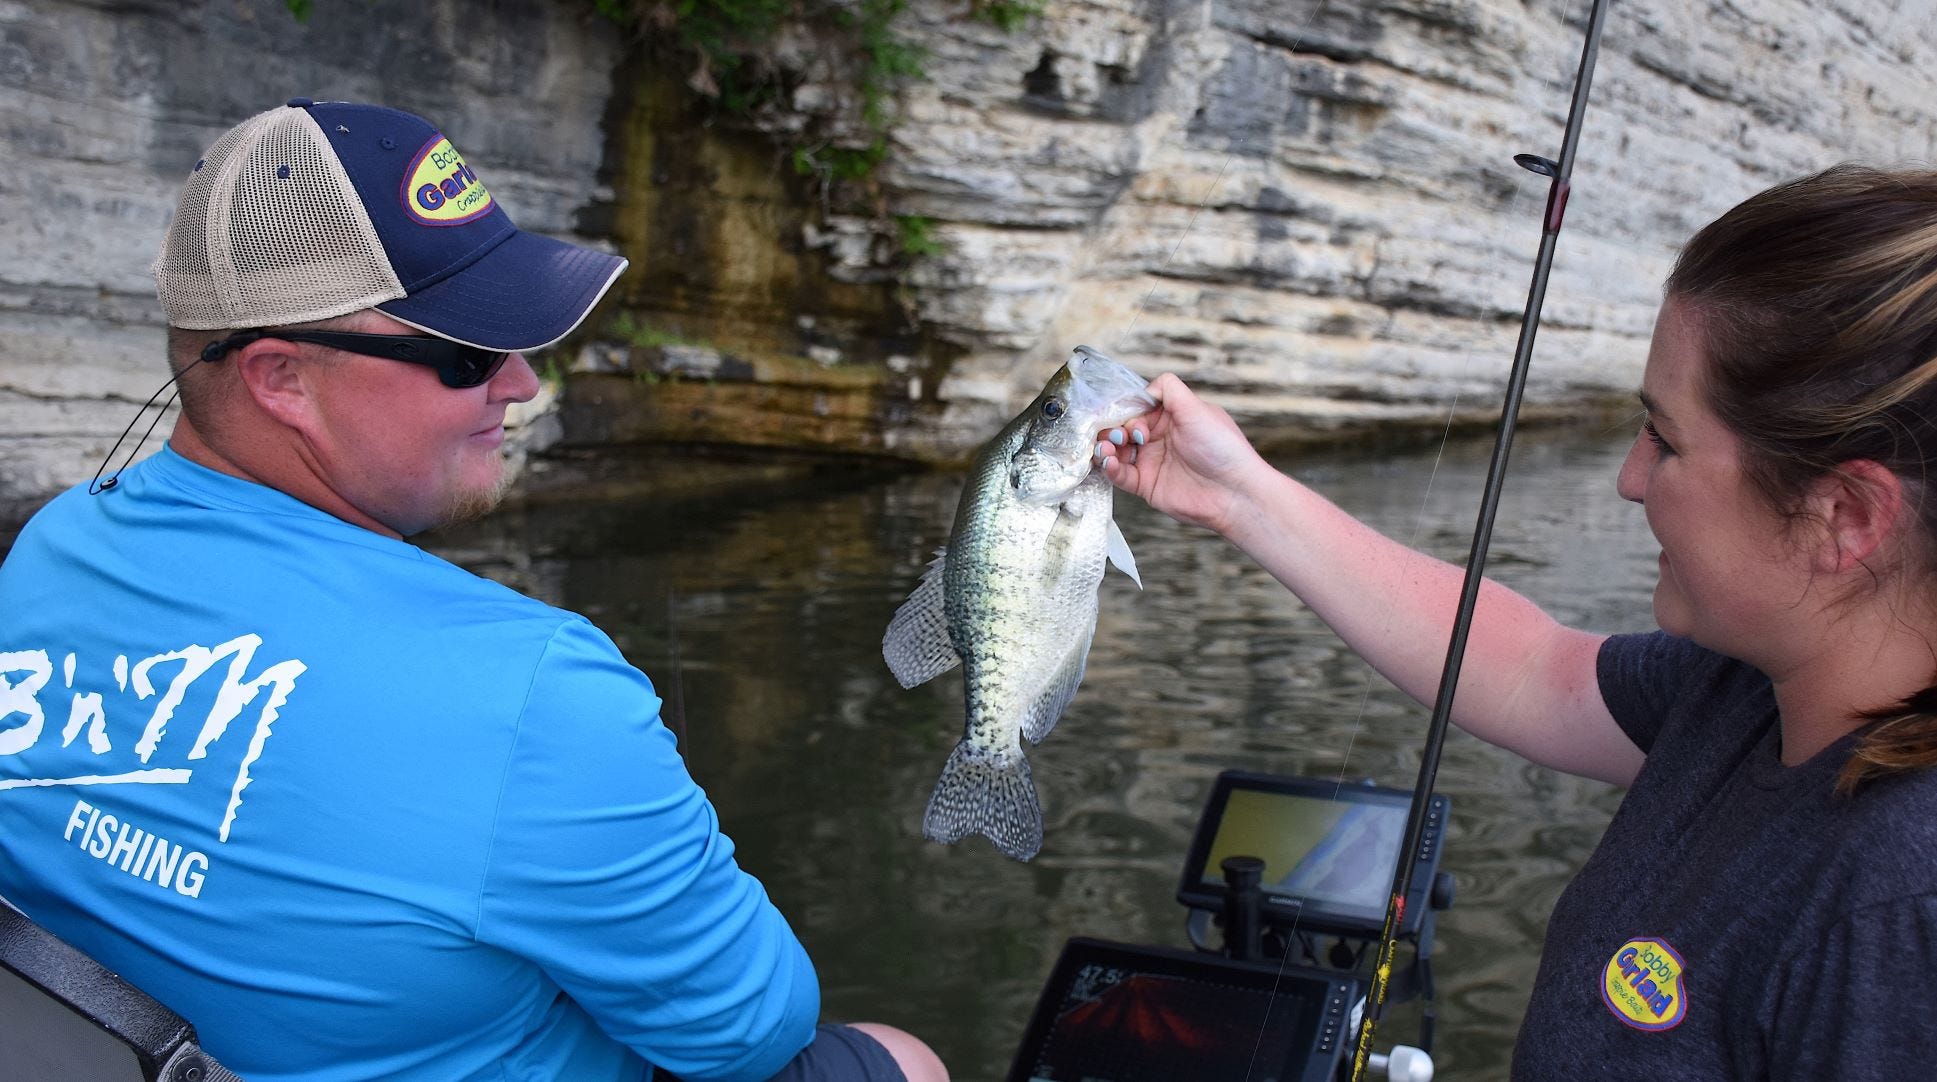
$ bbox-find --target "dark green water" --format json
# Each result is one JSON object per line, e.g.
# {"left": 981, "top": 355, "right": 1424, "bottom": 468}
{"left": 421, "top": 423, "right": 1659, "bottom": 1081}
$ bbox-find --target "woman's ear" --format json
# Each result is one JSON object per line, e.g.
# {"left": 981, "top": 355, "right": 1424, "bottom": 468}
{"left": 1807, "top": 460, "right": 1906, "bottom": 574}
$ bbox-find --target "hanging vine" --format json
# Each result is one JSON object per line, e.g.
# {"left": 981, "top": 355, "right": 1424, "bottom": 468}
{"left": 279, "top": 0, "right": 1044, "bottom": 269}
{"left": 593, "top": 0, "right": 1036, "bottom": 263}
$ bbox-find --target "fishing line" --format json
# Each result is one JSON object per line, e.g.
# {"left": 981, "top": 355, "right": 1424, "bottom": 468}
{"left": 665, "top": 587, "right": 691, "bottom": 757}
{"left": 1088, "top": 0, "right": 1337, "bottom": 358}
{"left": 1329, "top": 0, "right": 1603, "bottom": 811}
{"left": 1020, "top": 3, "right": 1475, "bottom": 1070}
{"left": 1051, "top": 0, "right": 1592, "bottom": 1074}
{"left": 1112, "top": 152, "right": 1236, "bottom": 351}
{"left": 1345, "top": 2, "right": 1613, "bottom": 1077}
{"left": 1037, "top": 0, "right": 1604, "bottom": 1074}
{"left": 1075, "top": 0, "right": 1604, "bottom": 1077}
{"left": 1039, "top": 3, "right": 1379, "bottom": 1076}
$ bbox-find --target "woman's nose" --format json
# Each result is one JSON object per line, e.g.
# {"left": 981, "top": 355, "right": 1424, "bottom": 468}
{"left": 1615, "top": 431, "right": 1648, "bottom": 504}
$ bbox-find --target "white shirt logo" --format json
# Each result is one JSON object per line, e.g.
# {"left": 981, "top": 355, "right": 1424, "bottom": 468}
{"left": 0, "top": 633, "right": 306, "bottom": 842}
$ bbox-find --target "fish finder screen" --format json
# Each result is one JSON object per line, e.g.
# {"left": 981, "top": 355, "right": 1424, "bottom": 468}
{"left": 1020, "top": 961, "right": 1318, "bottom": 1082}
{"left": 1199, "top": 789, "right": 1407, "bottom": 923}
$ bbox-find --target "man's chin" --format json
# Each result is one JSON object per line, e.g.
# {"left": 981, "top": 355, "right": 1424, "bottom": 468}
{"left": 432, "top": 470, "right": 514, "bottom": 532}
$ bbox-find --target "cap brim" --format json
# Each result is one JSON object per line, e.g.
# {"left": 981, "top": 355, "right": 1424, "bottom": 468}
{"left": 377, "top": 230, "right": 627, "bottom": 353}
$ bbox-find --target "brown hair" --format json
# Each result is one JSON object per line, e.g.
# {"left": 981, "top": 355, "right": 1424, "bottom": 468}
{"left": 1667, "top": 164, "right": 1937, "bottom": 792}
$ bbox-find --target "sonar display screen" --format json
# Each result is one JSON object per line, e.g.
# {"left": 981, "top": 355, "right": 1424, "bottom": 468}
{"left": 1020, "top": 958, "right": 1323, "bottom": 1082}
{"left": 1198, "top": 789, "right": 1407, "bottom": 924}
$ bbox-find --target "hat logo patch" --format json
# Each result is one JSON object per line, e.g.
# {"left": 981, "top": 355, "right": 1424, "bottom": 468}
{"left": 402, "top": 136, "right": 493, "bottom": 226}
{"left": 1601, "top": 937, "right": 1688, "bottom": 1031}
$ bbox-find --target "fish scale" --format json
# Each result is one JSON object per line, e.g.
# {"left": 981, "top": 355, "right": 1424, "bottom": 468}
{"left": 884, "top": 346, "right": 1151, "bottom": 861}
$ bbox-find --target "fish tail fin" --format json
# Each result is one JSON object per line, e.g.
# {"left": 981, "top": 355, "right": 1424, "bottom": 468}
{"left": 922, "top": 742, "right": 1043, "bottom": 861}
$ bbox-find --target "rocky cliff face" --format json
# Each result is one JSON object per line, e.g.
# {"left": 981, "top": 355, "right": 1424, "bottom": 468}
{"left": 0, "top": 0, "right": 622, "bottom": 516}
{"left": 3, "top": 0, "right": 1932, "bottom": 514}
{"left": 860, "top": 0, "right": 1937, "bottom": 454}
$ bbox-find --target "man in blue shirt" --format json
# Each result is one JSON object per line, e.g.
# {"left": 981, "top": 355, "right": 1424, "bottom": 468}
{"left": 0, "top": 98, "right": 946, "bottom": 1082}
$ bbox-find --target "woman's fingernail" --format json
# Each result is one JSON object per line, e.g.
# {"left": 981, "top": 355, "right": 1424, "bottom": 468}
{"left": 1131, "top": 429, "right": 1146, "bottom": 445}
{"left": 1095, "top": 441, "right": 1111, "bottom": 460}
{"left": 1108, "top": 429, "right": 1126, "bottom": 446}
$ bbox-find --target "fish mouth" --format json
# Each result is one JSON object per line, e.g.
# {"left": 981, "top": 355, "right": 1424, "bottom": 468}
{"left": 1007, "top": 345, "right": 1155, "bottom": 504}
{"left": 1096, "top": 388, "right": 1157, "bottom": 428}
{"left": 1068, "top": 345, "right": 1155, "bottom": 423}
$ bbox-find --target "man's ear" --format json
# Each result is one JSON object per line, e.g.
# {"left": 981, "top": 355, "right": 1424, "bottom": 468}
{"left": 1807, "top": 460, "right": 1905, "bottom": 574}
{"left": 230, "top": 338, "right": 319, "bottom": 430}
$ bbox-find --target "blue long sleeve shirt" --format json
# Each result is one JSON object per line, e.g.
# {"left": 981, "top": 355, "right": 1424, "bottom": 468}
{"left": 0, "top": 445, "right": 819, "bottom": 1081}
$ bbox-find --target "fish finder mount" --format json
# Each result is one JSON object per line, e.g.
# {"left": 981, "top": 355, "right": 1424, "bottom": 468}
{"left": 1175, "top": 771, "right": 1456, "bottom": 1056}
{"left": 1005, "top": 770, "right": 1453, "bottom": 1082}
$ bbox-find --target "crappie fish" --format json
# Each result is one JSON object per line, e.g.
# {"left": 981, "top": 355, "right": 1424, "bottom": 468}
{"left": 883, "top": 345, "right": 1154, "bottom": 861}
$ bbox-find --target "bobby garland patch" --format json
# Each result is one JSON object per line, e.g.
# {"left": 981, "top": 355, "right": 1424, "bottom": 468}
{"left": 402, "top": 135, "right": 492, "bottom": 226}
{"left": 1602, "top": 937, "right": 1688, "bottom": 1031}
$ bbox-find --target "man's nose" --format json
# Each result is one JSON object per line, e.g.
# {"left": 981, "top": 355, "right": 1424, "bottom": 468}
{"left": 492, "top": 352, "right": 542, "bottom": 404}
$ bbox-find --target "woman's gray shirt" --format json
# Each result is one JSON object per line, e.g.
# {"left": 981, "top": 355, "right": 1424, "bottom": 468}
{"left": 1511, "top": 630, "right": 1937, "bottom": 1080}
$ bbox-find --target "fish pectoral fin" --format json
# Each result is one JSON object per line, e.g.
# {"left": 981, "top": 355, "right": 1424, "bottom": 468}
{"left": 1041, "top": 504, "right": 1082, "bottom": 563}
{"left": 923, "top": 742, "right": 1043, "bottom": 861}
{"left": 883, "top": 549, "right": 960, "bottom": 688}
{"left": 1106, "top": 520, "right": 1142, "bottom": 589}
{"left": 1022, "top": 621, "right": 1094, "bottom": 744}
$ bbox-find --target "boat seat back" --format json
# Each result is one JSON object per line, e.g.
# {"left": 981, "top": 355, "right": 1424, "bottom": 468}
{"left": 0, "top": 900, "right": 243, "bottom": 1081}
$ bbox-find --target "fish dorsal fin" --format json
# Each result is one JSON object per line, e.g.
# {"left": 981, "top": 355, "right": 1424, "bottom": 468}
{"left": 882, "top": 549, "right": 960, "bottom": 688}
{"left": 1106, "top": 520, "right": 1142, "bottom": 589}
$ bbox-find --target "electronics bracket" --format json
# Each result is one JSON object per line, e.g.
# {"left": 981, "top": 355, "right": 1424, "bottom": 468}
{"left": 1004, "top": 770, "right": 1459, "bottom": 1082}
{"left": 1174, "top": 772, "right": 1458, "bottom": 1056}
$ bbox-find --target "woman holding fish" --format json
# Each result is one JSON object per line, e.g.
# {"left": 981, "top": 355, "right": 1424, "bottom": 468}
{"left": 1096, "top": 165, "right": 1937, "bottom": 1078}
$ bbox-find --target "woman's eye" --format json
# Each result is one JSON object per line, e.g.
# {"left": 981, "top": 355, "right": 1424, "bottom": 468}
{"left": 1042, "top": 399, "right": 1065, "bottom": 420}
{"left": 1643, "top": 419, "right": 1674, "bottom": 455}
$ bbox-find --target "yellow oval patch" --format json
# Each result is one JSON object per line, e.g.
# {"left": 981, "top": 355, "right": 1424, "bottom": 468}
{"left": 401, "top": 136, "right": 493, "bottom": 226}
{"left": 1601, "top": 937, "right": 1687, "bottom": 1031}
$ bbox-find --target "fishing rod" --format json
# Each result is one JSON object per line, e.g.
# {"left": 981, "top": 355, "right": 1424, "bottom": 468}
{"left": 1346, "top": 1, "right": 1613, "bottom": 1077}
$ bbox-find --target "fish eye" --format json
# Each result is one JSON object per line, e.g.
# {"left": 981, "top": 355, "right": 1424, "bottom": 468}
{"left": 1041, "top": 399, "right": 1065, "bottom": 420}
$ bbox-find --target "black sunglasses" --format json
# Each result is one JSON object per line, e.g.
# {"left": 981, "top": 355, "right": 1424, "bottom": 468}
{"left": 199, "top": 329, "right": 512, "bottom": 388}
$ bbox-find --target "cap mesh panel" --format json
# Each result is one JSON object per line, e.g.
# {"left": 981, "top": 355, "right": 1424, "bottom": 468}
{"left": 153, "top": 108, "right": 403, "bottom": 329}
{"left": 152, "top": 115, "right": 258, "bottom": 329}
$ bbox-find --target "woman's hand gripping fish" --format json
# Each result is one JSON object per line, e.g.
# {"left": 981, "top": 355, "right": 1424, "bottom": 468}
{"left": 883, "top": 346, "right": 1154, "bottom": 861}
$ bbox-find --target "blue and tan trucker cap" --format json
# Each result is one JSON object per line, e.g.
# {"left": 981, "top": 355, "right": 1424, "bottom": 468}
{"left": 152, "top": 98, "right": 627, "bottom": 352}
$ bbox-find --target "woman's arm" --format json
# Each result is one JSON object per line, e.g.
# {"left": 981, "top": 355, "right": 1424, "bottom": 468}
{"left": 1100, "top": 374, "right": 1645, "bottom": 786}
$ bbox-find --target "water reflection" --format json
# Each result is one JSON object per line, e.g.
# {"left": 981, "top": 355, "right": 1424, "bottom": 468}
{"left": 424, "top": 425, "right": 1658, "bottom": 1081}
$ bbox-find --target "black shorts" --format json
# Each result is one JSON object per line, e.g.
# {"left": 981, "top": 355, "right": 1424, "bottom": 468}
{"left": 768, "top": 1023, "right": 906, "bottom": 1082}
{"left": 655, "top": 1024, "right": 905, "bottom": 1082}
